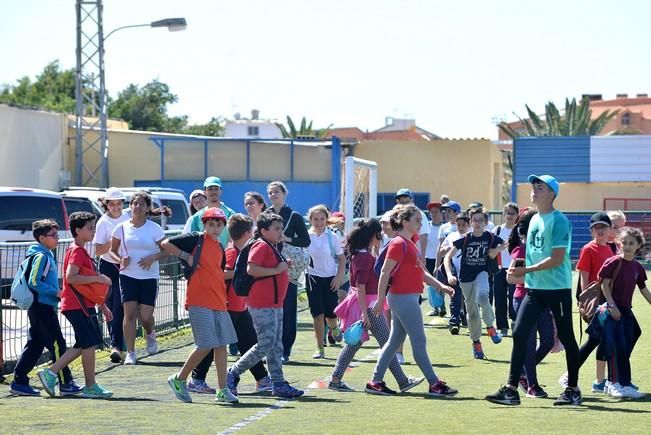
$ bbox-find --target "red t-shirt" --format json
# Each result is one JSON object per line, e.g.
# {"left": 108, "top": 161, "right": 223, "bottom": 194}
{"left": 511, "top": 244, "right": 527, "bottom": 299}
{"left": 61, "top": 244, "right": 97, "bottom": 312}
{"left": 386, "top": 235, "right": 424, "bottom": 294}
{"left": 246, "top": 240, "right": 288, "bottom": 309}
{"left": 350, "top": 251, "right": 379, "bottom": 295}
{"left": 576, "top": 241, "right": 615, "bottom": 284}
{"left": 186, "top": 235, "right": 227, "bottom": 311}
{"left": 225, "top": 245, "right": 247, "bottom": 312}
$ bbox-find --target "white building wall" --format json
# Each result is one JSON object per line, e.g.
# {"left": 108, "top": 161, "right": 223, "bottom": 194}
{"left": 590, "top": 135, "right": 651, "bottom": 182}
{"left": 224, "top": 121, "right": 283, "bottom": 139}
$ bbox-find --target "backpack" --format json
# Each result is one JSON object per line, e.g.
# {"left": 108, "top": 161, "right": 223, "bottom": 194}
{"left": 10, "top": 253, "right": 42, "bottom": 310}
{"left": 578, "top": 258, "right": 622, "bottom": 323}
{"left": 179, "top": 234, "right": 226, "bottom": 281}
{"left": 374, "top": 237, "right": 408, "bottom": 282}
{"left": 232, "top": 238, "right": 285, "bottom": 302}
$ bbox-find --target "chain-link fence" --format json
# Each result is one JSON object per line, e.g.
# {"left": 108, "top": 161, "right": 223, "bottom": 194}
{"left": 1, "top": 231, "right": 186, "bottom": 374}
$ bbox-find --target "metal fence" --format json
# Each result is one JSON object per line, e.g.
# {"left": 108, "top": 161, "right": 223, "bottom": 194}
{"left": 1, "top": 231, "right": 186, "bottom": 374}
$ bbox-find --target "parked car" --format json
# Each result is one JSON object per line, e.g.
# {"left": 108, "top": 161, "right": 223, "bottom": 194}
{"left": 61, "top": 194, "right": 104, "bottom": 220}
{"left": 121, "top": 187, "right": 189, "bottom": 231}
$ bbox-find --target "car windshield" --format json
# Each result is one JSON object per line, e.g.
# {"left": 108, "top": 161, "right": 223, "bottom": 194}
{"left": 0, "top": 196, "right": 66, "bottom": 231}
{"left": 161, "top": 200, "right": 189, "bottom": 225}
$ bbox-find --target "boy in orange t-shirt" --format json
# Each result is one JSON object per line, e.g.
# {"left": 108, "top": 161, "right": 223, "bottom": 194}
{"left": 162, "top": 207, "right": 239, "bottom": 404}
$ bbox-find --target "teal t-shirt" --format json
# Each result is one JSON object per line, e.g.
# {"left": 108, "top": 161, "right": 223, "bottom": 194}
{"left": 525, "top": 210, "right": 572, "bottom": 290}
{"left": 189, "top": 203, "right": 236, "bottom": 246}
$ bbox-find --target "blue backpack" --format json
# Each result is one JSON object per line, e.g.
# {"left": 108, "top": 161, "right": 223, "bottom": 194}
{"left": 10, "top": 253, "right": 49, "bottom": 310}
{"left": 374, "top": 238, "right": 407, "bottom": 282}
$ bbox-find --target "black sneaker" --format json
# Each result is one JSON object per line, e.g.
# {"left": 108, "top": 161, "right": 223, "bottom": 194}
{"left": 527, "top": 384, "right": 549, "bottom": 399}
{"left": 439, "top": 306, "right": 447, "bottom": 317}
{"left": 365, "top": 381, "right": 397, "bottom": 396}
{"left": 485, "top": 385, "right": 521, "bottom": 406}
{"left": 449, "top": 325, "right": 460, "bottom": 335}
{"left": 553, "top": 387, "right": 582, "bottom": 406}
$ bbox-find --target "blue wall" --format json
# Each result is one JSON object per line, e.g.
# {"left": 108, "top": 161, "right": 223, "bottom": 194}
{"left": 513, "top": 136, "right": 590, "bottom": 184}
{"left": 134, "top": 179, "right": 333, "bottom": 215}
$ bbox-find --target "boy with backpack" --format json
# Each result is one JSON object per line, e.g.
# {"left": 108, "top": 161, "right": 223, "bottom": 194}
{"left": 162, "top": 207, "right": 239, "bottom": 404}
{"left": 444, "top": 208, "right": 506, "bottom": 359}
{"left": 10, "top": 219, "right": 82, "bottom": 396}
{"left": 37, "top": 212, "right": 113, "bottom": 399}
{"left": 226, "top": 213, "right": 304, "bottom": 399}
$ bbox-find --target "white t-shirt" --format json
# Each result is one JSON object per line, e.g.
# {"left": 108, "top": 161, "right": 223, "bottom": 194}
{"left": 425, "top": 223, "right": 442, "bottom": 259}
{"left": 112, "top": 220, "right": 165, "bottom": 280}
{"left": 493, "top": 224, "right": 512, "bottom": 269}
{"left": 438, "top": 222, "right": 457, "bottom": 242}
{"left": 443, "top": 231, "right": 465, "bottom": 274}
{"left": 307, "top": 229, "right": 344, "bottom": 278}
{"left": 418, "top": 210, "right": 430, "bottom": 236}
{"left": 93, "top": 212, "right": 129, "bottom": 263}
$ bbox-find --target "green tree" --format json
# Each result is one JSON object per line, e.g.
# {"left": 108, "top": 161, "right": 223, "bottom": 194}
{"left": 498, "top": 97, "right": 619, "bottom": 139}
{"left": 276, "top": 116, "right": 332, "bottom": 139}
{"left": 182, "top": 117, "right": 224, "bottom": 136}
{"left": 0, "top": 60, "right": 76, "bottom": 112}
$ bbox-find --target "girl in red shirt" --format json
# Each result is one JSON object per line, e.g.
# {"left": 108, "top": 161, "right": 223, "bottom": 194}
{"left": 366, "top": 205, "right": 458, "bottom": 397}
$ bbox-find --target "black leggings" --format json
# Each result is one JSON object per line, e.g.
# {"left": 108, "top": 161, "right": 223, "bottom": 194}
{"left": 508, "top": 289, "right": 580, "bottom": 388}
{"left": 193, "top": 310, "right": 268, "bottom": 381}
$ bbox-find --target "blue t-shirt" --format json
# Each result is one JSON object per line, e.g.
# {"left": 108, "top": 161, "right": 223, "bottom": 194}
{"left": 525, "top": 210, "right": 572, "bottom": 290}
{"left": 452, "top": 231, "right": 503, "bottom": 282}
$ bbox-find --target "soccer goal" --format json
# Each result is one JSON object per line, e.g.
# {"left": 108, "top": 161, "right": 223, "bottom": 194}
{"left": 342, "top": 156, "right": 378, "bottom": 233}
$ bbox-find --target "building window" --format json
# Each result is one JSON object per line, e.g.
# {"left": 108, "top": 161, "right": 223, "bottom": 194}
{"left": 247, "top": 126, "right": 259, "bottom": 136}
{"left": 621, "top": 113, "right": 630, "bottom": 126}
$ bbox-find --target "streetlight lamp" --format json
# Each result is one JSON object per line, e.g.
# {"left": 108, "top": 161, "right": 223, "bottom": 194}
{"left": 74, "top": 0, "right": 187, "bottom": 188}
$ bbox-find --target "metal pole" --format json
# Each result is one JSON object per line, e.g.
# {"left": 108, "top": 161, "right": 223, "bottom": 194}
{"left": 74, "top": 0, "right": 83, "bottom": 186}
{"left": 97, "top": 2, "right": 109, "bottom": 188}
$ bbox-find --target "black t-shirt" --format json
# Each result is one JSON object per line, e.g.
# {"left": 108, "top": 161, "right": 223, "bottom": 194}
{"left": 168, "top": 232, "right": 201, "bottom": 254}
{"left": 453, "top": 231, "right": 503, "bottom": 282}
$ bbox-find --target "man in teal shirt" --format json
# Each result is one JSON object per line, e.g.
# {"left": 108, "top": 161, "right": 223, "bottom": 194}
{"left": 486, "top": 174, "right": 581, "bottom": 407}
{"left": 184, "top": 176, "right": 235, "bottom": 246}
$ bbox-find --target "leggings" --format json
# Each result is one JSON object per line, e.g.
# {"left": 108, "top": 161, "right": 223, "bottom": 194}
{"left": 99, "top": 259, "right": 124, "bottom": 350}
{"left": 508, "top": 289, "right": 579, "bottom": 388}
{"left": 513, "top": 296, "right": 554, "bottom": 387}
{"left": 372, "top": 293, "right": 438, "bottom": 385}
{"left": 331, "top": 308, "right": 408, "bottom": 387}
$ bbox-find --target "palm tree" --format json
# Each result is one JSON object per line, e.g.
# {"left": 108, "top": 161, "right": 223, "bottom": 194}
{"left": 276, "top": 116, "right": 332, "bottom": 139}
{"left": 498, "top": 97, "right": 619, "bottom": 139}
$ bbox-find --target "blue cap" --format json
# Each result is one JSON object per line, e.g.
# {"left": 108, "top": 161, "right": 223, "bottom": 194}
{"left": 528, "top": 174, "right": 559, "bottom": 196}
{"left": 441, "top": 200, "right": 461, "bottom": 213}
{"left": 395, "top": 188, "right": 413, "bottom": 199}
{"left": 203, "top": 176, "right": 222, "bottom": 188}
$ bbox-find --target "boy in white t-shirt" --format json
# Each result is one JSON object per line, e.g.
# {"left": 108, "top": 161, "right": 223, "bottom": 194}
{"left": 425, "top": 202, "right": 444, "bottom": 316}
{"left": 440, "top": 213, "right": 470, "bottom": 333}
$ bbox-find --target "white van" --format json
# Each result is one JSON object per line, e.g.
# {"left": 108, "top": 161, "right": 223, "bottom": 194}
{"left": 121, "top": 187, "right": 190, "bottom": 231}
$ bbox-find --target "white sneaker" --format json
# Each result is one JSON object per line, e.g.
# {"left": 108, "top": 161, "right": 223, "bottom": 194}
{"left": 607, "top": 382, "right": 625, "bottom": 398}
{"left": 124, "top": 351, "right": 137, "bottom": 365}
{"left": 621, "top": 385, "right": 645, "bottom": 399}
{"left": 146, "top": 331, "right": 158, "bottom": 355}
{"left": 603, "top": 380, "right": 612, "bottom": 395}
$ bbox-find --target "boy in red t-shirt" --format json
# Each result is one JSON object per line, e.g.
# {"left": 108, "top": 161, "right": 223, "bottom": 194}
{"left": 162, "top": 207, "right": 239, "bottom": 404}
{"left": 226, "top": 213, "right": 304, "bottom": 399}
{"left": 37, "top": 212, "right": 114, "bottom": 399}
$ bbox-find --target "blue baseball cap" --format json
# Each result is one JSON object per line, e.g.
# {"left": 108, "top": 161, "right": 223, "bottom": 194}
{"left": 528, "top": 174, "right": 559, "bottom": 196}
{"left": 395, "top": 188, "right": 413, "bottom": 199}
{"left": 441, "top": 200, "right": 461, "bottom": 213}
{"left": 203, "top": 176, "right": 222, "bottom": 188}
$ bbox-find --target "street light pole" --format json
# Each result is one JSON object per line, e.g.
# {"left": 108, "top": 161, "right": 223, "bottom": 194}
{"left": 74, "top": 0, "right": 186, "bottom": 188}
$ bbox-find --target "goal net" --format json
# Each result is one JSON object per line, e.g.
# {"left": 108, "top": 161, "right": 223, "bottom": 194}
{"left": 342, "top": 156, "right": 377, "bottom": 233}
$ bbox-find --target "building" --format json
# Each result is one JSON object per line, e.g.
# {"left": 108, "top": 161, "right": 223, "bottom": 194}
{"left": 223, "top": 109, "right": 283, "bottom": 139}
{"left": 497, "top": 94, "right": 651, "bottom": 143}
{"left": 325, "top": 117, "right": 441, "bottom": 142}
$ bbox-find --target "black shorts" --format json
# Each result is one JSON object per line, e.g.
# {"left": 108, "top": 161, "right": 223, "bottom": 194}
{"left": 120, "top": 275, "right": 158, "bottom": 306}
{"left": 63, "top": 309, "right": 103, "bottom": 350}
{"left": 306, "top": 275, "right": 338, "bottom": 318}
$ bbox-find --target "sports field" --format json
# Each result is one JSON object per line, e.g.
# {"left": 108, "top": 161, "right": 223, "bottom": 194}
{"left": 2, "top": 291, "right": 650, "bottom": 434}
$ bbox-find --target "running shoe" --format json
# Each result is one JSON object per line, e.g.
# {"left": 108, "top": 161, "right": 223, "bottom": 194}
{"left": 472, "top": 341, "right": 485, "bottom": 360}
{"left": 428, "top": 380, "right": 458, "bottom": 397}
{"left": 331, "top": 327, "right": 343, "bottom": 343}
{"left": 439, "top": 306, "right": 447, "bottom": 317}
{"left": 449, "top": 325, "right": 460, "bottom": 335}
{"left": 328, "top": 380, "right": 355, "bottom": 392}
{"left": 124, "top": 351, "right": 137, "bottom": 365}
{"left": 396, "top": 352, "right": 405, "bottom": 365}
{"left": 37, "top": 368, "right": 58, "bottom": 397}
{"left": 312, "top": 348, "right": 325, "bottom": 359}
{"left": 188, "top": 378, "right": 216, "bottom": 394}
{"left": 110, "top": 347, "right": 123, "bottom": 363}
{"left": 487, "top": 326, "right": 502, "bottom": 344}
{"left": 80, "top": 383, "right": 113, "bottom": 399}
{"left": 226, "top": 368, "right": 240, "bottom": 396}
{"left": 10, "top": 382, "right": 40, "bottom": 397}
{"left": 399, "top": 376, "right": 426, "bottom": 393}
{"left": 216, "top": 387, "right": 239, "bottom": 403}
{"left": 145, "top": 330, "right": 158, "bottom": 355}
{"left": 365, "top": 381, "right": 397, "bottom": 396}
{"left": 517, "top": 375, "right": 528, "bottom": 393}
{"left": 485, "top": 385, "right": 520, "bottom": 405}
{"left": 168, "top": 374, "right": 192, "bottom": 403}
{"left": 526, "top": 384, "right": 548, "bottom": 399}
{"left": 500, "top": 328, "right": 509, "bottom": 337}
{"left": 272, "top": 381, "right": 304, "bottom": 398}
{"left": 428, "top": 308, "right": 439, "bottom": 316}
{"left": 553, "top": 387, "right": 582, "bottom": 406}
{"left": 620, "top": 385, "right": 645, "bottom": 399}
{"left": 60, "top": 380, "right": 83, "bottom": 396}
{"left": 591, "top": 379, "right": 607, "bottom": 393}
{"left": 255, "top": 376, "right": 273, "bottom": 393}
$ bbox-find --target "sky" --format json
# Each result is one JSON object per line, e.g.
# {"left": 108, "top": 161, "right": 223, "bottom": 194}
{"left": 1, "top": 0, "right": 649, "bottom": 139}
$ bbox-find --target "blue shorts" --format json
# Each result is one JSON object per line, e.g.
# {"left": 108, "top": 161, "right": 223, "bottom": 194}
{"left": 120, "top": 275, "right": 158, "bottom": 306}
{"left": 63, "top": 309, "right": 104, "bottom": 350}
